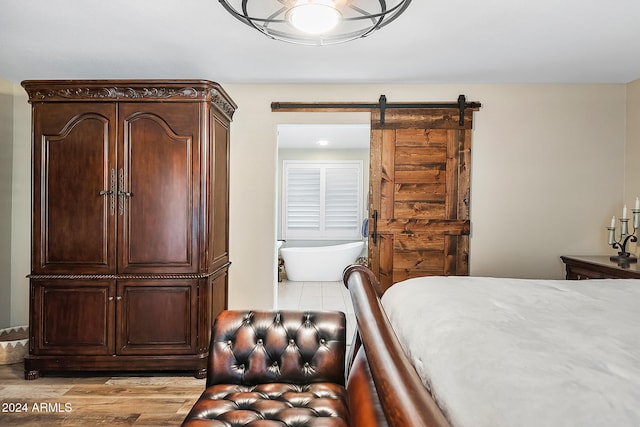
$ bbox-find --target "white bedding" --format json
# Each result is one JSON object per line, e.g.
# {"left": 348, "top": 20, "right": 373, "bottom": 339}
{"left": 381, "top": 276, "right": 640, "bottom": 427}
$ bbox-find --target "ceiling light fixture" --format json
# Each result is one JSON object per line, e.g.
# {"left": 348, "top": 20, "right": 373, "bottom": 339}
{"left": 218, "top": 0, "right": 412, "bottom": 46}
{"left": 288, "top": 1, "right": 341, "bottom": 35}
{"left": 317, "top": 139, "right": 330, "bottom": 146}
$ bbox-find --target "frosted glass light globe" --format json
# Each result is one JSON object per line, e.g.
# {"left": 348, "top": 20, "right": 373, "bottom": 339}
{"left": 288, "top": 0, "right": 341, "bottom": 34}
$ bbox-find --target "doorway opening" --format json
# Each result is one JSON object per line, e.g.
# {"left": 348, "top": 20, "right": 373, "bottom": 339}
{"left": 274, "top": 123, "right": 369, "bottom": 329}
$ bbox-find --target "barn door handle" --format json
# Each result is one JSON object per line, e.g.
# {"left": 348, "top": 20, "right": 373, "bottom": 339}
{"left": 372, "top": 210, "right": 378, "bottom": 245}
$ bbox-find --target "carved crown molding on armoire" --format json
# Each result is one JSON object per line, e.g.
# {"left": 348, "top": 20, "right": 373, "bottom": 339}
{"left": 22, "top": 80, "right": 237, "bottom": 120}
{"left": 22, "top": 79, "right": 236, "bottom": 380}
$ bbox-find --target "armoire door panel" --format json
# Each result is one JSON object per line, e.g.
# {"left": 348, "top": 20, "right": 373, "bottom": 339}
{"left": 209, "top": 117, "right": 230, "bottom": 271}
{"left": 196, "top": 270, "right": 229, "bottom": 354}
{"left": 118, "top": 103, "right": 200, "bottom": 273}
{"left": 116, "top": 280, "right": 198, "bottom": 355}
{"left": 30, "top": 279, "right": 115, "bottom": 355}
{"left": 32, "top": 103, "right": 117, "bottom": 274}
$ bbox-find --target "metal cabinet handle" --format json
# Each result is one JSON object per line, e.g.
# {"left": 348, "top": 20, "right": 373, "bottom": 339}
{"left": 100, "top": 169, "right": 116, "bottom": 216}
{"left": 117, "top": 168, "right": 133, "bottom": 196}
{"left": 98, "top": 169, "right": 116, "bottom": 216}
{"left": 110, "top": 168, "right": 116, "bottom": 215}
{"left": 117, "top": 168, "right": 132, "bottom": 215}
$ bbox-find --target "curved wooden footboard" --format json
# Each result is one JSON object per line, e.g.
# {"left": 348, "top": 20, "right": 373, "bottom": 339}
{"left": 343, "top": 264, "right": 451, "bottom": 427}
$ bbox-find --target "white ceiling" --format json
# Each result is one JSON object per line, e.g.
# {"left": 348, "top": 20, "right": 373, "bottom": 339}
{"left": 1, "top": 0, "right": 640, "bottom": 85}
{"left": 278, "top": 124, "right": 370, "bottom": 149}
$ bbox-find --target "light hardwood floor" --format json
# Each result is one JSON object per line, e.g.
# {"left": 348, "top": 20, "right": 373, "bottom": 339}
{"left": 0, "top": 362, "right": 204, "bottom": 426}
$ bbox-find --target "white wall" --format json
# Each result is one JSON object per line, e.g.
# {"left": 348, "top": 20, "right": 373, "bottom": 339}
{"left": 0, "top": 79, "right": 14, "bottom": 328}
{"left": 223, "top": 83, "right": 625, "bottom": 309}
{"left": 625, "top": 79, "right": 640, "bottom": 255}
{"left": 7, "top": 82, "right": 628, "bottom": 319}
{"left": 469, "top": 84, "right": 624, "bottom": 278}
{"left": 10, "top": 84, "right": 29, "bottom": 327}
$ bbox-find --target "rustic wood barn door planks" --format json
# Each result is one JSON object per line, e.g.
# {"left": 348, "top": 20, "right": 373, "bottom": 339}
{"left": 368, "top": 108, "right": 474, "bottom": 292}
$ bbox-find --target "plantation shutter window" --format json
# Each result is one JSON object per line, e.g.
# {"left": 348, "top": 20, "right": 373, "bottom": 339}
{"left": 285, "top": 167, "right": 321, "bottom": 233}
{"left": 283, "top": 161, "right": 362, "bottom": 240}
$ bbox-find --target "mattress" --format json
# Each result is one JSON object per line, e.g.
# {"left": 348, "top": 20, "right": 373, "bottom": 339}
{"left": 381, "top": 276, "right": 640, "bottom": 427}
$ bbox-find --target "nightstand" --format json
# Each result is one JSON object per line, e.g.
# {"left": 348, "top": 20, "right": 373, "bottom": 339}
{"left": 560, "top": 255, "right": 640, "bottom": 279}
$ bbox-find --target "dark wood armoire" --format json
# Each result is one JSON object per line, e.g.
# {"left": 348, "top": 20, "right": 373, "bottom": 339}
{"left": 21, "top": 80, "right": 236, "bottom": 380}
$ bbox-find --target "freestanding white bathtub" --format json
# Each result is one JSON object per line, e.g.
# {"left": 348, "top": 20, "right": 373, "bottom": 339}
{"left": 280, "top": 241, "right": 365, "bottom": 282}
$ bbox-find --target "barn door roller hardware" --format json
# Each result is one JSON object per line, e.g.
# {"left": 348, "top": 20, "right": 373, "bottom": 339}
{"left": 271, "top": 95, "right": 481, "bottom": 126}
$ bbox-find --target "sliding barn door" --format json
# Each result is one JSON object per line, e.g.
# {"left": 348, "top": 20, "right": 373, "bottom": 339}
{"left": 368, "top": 108, "right": 474, "bottom": 292}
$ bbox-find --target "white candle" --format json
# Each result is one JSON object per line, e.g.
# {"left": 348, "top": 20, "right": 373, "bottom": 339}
{"left": 623, "top": 205, "right": 628, "bottom": 219}
{"left": 609, "top": 216, "right": 616, "bottom": 245}
{"left": 636, "top": 197, "right": 639, "bottom": 210}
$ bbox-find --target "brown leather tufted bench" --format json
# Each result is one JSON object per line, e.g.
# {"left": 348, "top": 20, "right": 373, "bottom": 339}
{"left": 181, "top": 310, "right": 349, "bottom": 427}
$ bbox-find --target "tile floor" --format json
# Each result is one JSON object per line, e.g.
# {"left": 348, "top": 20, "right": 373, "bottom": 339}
{"left": 276, "top": 280, "right": 357, "bottom": 347}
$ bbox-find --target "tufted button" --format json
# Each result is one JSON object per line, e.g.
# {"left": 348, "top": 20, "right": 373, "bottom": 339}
{"left": 304, "top": 362, "right": 310, "bottom": 368}
{"left": 227, "top": 340, "right": 232, "bottom": 346}
{"left": 257, "top": 338, "right": 263, "bottom": 345}
{"left": 319, "top": 339, "right": 326, "bottom": 345}
{"left": 289, "top": 339, "right": 295, "bottom": 345}
{"left": 182, "top": 382, "right": 350, "bottom": 426}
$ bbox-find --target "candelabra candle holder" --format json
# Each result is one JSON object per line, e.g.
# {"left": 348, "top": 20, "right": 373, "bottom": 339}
{"left": 607, "top": 208, "right": 640, "bottom": 263}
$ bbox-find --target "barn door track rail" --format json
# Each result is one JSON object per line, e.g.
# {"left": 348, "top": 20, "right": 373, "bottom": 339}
{"left": 271, "top": 95, "right": 482, "bottom": 126}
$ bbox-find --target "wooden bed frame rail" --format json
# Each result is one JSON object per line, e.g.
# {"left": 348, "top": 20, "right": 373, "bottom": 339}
{"left": 343, "top": 264, "right": 451, "bottom": 427}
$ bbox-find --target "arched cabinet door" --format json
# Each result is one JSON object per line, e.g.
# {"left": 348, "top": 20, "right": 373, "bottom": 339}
{"left": 117, "top": 103, "right": 200, "bottom": 274}
{"left": 31, "top": 103, "right": 117, "bottom": 274}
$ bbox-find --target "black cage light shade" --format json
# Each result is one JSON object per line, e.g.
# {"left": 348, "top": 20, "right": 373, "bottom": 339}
{"left": 218, "top": 0, "right": 412, "bottom": 46}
